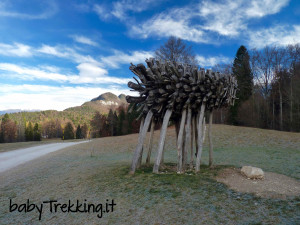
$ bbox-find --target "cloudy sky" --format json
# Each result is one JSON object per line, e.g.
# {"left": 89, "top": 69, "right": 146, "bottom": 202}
{"left": 0, "top": 0, "right": 299, "bottom": 111}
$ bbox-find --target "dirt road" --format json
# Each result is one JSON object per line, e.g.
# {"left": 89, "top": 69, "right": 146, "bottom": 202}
{"left": 0, "top": 141, "right": 89, "bottom": 173}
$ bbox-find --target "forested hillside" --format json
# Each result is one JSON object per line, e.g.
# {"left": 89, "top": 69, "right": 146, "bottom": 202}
{"left": 0, "top": 92, "right": 135, "bottom": 143}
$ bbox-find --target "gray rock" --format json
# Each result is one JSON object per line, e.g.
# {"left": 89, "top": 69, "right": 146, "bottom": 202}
{"left": 241, "top": 166, "right": 264, "bottom": 179}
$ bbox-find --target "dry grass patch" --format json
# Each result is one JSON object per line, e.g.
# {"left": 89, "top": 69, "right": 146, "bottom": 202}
{"left": 0, "top": 125, "right": 299, "bottom": 224}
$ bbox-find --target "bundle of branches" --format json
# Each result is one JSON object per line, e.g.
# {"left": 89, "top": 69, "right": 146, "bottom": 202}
{"left": 127, "top": 58, "right": 237, "bottom": 174}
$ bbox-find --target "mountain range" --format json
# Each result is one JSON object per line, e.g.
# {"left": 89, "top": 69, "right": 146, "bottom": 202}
{"left": 0, "top": 92, "right": 128, "bottom": 127}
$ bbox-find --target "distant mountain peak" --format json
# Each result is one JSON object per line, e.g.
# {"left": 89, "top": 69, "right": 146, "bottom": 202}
{"left": 91, "top": 92, "right": 117, "bottom": 101}
{"left": 118, "top": 94, "right": 126, "bottom": 102}
{"left": 91, "top": 92, "right": 127, "bottom": 105}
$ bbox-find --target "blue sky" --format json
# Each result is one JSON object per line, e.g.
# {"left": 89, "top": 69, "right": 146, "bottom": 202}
{"left": 0, "top": 0, "right": 299, "bottom": 111}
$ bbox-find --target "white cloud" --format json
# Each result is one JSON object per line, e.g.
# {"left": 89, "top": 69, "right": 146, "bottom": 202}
{"left": 70, "top": 62, "right": 130, "bottom": 84}
{"left": 129, "top": 6, "right": 208, "bottom": 42}
{"left": 94, "top": 0, "right": 161, "bottom": 21}
{"left": 37, "top": 45, "right": 67, "bottom": 57}
{"left": 37, "top": 44, "right": 98, "bottom": 64}
{"left": 0, "top": 84, "right": 132, "bottom": 111}
{"left": 199, "top": 0, "right": 243, "bottom": 36}
{"left": 196, "top": 55, "right": 231, "bottom": 67}
{"left": 245, "top": 0, "right": 289, "bottom": 18}
{"left": 0, "top": 63, "right": 69, "bottom": 82}
{"left": 130, "top": 12, "right": 206, "bottom": 42}
{"left": 101, "top": 50, "right": 153, "bottom": 68}
{"left": 93, "top": 4, "right": 112, "bottom": 20}
{"left": 0, "top": 1, "right": 58, "bottom": 19}
{"left": 0, "top": 62, "right": 130, "bottom": 85}
{"left": 0, "top": 41, "right": 150, "bottom": 84}
{"left": 72, "top": 35, "right": 98, "bottom": 46}
{"left": 0, "top": 42, "right": 32, "bottom": 57}
{"left": 199, "top": 0, "right": 289, "bottom": 36}
{"left": 130, "top": 0, "right": 290, "bottom": 41}
{"left": 248, "top": 25, "right": 300, "bottom": 48}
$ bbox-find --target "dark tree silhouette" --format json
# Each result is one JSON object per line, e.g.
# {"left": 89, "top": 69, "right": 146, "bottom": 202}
{"left": 25, "top": 122, "right": 34, "bottom": 141}
{"left": 155, "top": 36, "right": 196, "bottom": 65}
{"left": 76, "top": 124, "right": 82, "bottom": 139}
{"left": 33, "top": 123, "right": 41, "bottom": 141}
{"left": 229, "top": 45, "right": 253, "bottom": 125}
{"left": 64, "top": 122, "right": 75, "bottom": 140}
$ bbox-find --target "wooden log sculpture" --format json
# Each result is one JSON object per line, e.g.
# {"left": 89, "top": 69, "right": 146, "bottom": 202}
{"left": 127, "top": 58, "right": 237, "bottom": 174}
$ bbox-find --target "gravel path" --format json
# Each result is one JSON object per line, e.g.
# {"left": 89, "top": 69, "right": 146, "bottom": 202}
{"left": 0, "top": 141, "right": 89, "bottom": 173}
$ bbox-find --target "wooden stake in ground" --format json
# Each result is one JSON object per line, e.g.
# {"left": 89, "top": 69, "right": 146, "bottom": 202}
{"left": 208, "top": 110, "right": 214, "bottom": 168}
{"left": 195, "top": 103, "right": 206, "bottom": 173}
{"left": 137, "top": 117, "right": 144, "bottom": 168}
{"left": 177, "top": 108, "right": 187, "bottom": 173}
{"left": 190, "top": 115, "right": 196, "bottom": 169}
{"left": 183, "top": 107, "right": 192, "bottom": 172}
{"left": 130, "top": 111, "right": 153, "bottom": 174}
{"left": 153, "top": 109, "right": 173, "bottom": 173}
{"left": 194, "top": 113, "right": 199, "bottom": 159}
{"left": 146, "top": 118, "right": 155, "bottom": 166}
{"left": 175, "top": 119, "right": 180, "bottom": 146}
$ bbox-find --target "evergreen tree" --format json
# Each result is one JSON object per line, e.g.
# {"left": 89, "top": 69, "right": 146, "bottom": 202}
{"left": 113, "top": 111, "right": 118, "bottom": 136}
{"left": 90, "top": 111, "right": 103, "bottom": 138}
{"left": 81, "top": 123, "right": 88, "bottom": 139}
{"left": 76, "top": 125, "right": 82, "bottom": 139}
{"left": 229, "top": 45, "right": 253, "bottom": 125}
{"left": 25, "top": 122, "right": 34, "bottom": 141}
{"left": 117, "top": 106, "right": 126, "bottom": 135}
{"left": 64, "top": 122, "right": 75, "bottom": 140}
{"left": 127, "top": 103, "right": 140, "bottom": 134}
{"left": 108, "top": 109, "right": 115, "bottom": 136}
{"left": 33, "top": 123, "right": 41, "bottom": 141}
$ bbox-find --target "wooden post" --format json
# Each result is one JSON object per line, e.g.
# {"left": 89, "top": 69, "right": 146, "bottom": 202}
{"left": 195, "top": 103, "right": 206, "bottom": 173}
{"left": 153, "top": 109, "right": 173, "bottom": 173}
{"left": 176, "top": 108, "right": 187, "bottom": 173}
{"left": 183, "top": 107, "right": 192, "bottom": 171}
{"left": 146, "top": 118, "right": 155, "bottom": 166}
{"left": 130, "top": 111, "right": 153, "bottom": 174}
{"left": 175, "top": 119, "right": 180, "bottom": 146}
{"left": 190, "top": 115, "right": 196, "bottom": 169}
{"left": 208, "top": 110, "right": 214, "bottom": 168}
{"left": 137, "top": 117, "right": 145, "bottom": 168}
{"left": 194, "top": 113, "right": 199, "bottom": 158}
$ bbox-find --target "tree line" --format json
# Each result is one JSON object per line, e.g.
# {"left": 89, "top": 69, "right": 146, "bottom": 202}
{"left": 0, "top": 104, "right": 141, "bottom": 143}
{"left": 214, "top": 43, "right": 300, "bottom": 132}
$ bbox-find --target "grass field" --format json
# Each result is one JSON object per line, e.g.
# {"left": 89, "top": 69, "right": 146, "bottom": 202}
{"left": 0, "top": 124, "right": 299, "bottom": 224}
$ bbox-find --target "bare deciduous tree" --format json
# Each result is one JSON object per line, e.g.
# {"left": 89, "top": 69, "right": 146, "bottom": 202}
{"left": 155, "top": 36, "right": 196, "bottom": 65}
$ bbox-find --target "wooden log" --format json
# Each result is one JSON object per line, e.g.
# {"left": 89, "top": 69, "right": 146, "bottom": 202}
{"left": 137, "top": 117, "right": 145, "bottom": 168}
{"left": 126, "top": 96, "right": 146, "bottom": 103}
{"left": 195, "top": 102, "right": 206, "bottom": 173}
{"left": 128, "top": 81, "right": 145, "bottom": 91}
{"left": 208, "top": 110, "right": 214, "bottom": 168}
{"left": 175, "top": 119, "right": 180, "bottom": 146}
{"left": 177, "top": 108, "right": 187, "bottom": 173}
{"left": 153, "top": 109, "right": 173, "bottom": 173}
{"left": 130, "top": 111, "right": 153, "bottom": 174}
{"left": 183, "top": 107, "right": 192, "bottom": 171}
{"left": 190, "top": 115, "right": 196, "bottom": 169}
{"left": 146, "top": 118, "right": 155, "bottom": 166}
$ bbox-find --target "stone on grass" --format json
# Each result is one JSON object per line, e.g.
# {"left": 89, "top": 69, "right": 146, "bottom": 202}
{"left": 241, "top": 166, "right": 264, "bottom": 179}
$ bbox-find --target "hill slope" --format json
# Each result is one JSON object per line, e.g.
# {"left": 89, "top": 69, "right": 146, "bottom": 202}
{"left": 0, "top": 92, "right": 128, "bottom": 127}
